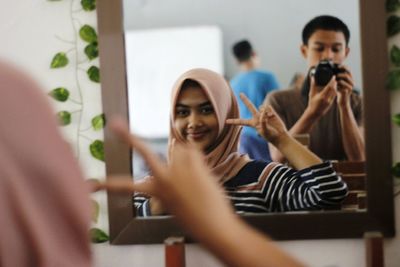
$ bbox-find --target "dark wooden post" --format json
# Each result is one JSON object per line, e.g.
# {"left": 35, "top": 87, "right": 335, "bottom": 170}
{"left": 364, "top": 232, "right": 384, "bottom": 267}
{"left": 165, "top": 236, "right": 186, "bottom": 267}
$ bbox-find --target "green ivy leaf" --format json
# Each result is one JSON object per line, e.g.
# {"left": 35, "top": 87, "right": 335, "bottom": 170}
{"left": 91, "top": 199, "right": 100, "bottom": 223}
{"left": 393, "top": 162, "right": 400, "bottom": 178}
{"left": 84, "top": 42, "right": 98, "bottom": 60}
{"left": 50, "top": 52, "right": 69, "bottom": 68}
{"left": 387, "top": 15, "right": 400, "bottom": 37}
{"left": 390, "top": 45, "right": 400, "bottom": 67}
{"left": 92, "top": 114, "right": 106, "bottom": 131}
{"left": 90, "top": 228, "right": 109, "bottom": 243}
{"left": 387, "top": 0, "right": 400, "bottom": 12}
{"left": 57, "top": 111, "right": 71, "bottom": 126}
{"left": 90, "top": 140, "right": 104, "bottom": 161}
{"left": 386, "top": 70, "right": 400, "bottom": 90}
{"left": 87, "top": 66, "right": 100, "bottom": 83}
{"left": 393, "top": 113, "right": 400, "bottom": 126}
{"left": 81, "top": 0, "right": 96, "bottom": 11}
{"left": 48, "top": 87, "right": 70, "bottom": 102}
{"left": 79, "top": 25, "right": 97, "bottom": 43}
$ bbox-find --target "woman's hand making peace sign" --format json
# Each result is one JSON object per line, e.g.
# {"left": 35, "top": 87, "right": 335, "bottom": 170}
{"left": 226, "top": 93, "right": 289, "bottom": 147}
{"left": 226, "top": 93, "right": 322, "bottom": 169}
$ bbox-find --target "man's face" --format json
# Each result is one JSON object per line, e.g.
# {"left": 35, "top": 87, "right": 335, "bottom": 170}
{"left": 301, "top": 29, "right": 350, "bottom": 68}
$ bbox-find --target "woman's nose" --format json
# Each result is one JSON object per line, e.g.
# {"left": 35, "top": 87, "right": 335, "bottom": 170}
{"left": 187, "top": 113, "right": 203, "bottom": 128}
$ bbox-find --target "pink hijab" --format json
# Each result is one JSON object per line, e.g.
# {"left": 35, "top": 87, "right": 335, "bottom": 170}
{"left": 169, "top": 68, "right": 251, "bottom": 183}
{"left": 0, "top": 62, "right": 92, "bottom": 267}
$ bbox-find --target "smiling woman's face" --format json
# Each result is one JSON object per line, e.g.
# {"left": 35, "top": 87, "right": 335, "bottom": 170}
{"left": 174, "top": 85, "right": 219, "bottom": 152}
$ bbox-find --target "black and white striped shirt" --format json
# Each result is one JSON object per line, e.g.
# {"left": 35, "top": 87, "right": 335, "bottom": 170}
{"left": 224, "top": 160, "right": 348, "bottom": 213}
{"left": 134, "top": 161, "right": 348, "bottom": 216}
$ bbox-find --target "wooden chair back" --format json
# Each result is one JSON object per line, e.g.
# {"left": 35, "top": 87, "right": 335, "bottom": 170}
{"left": 332, "top": 161, "right": 367, "bottom": 210}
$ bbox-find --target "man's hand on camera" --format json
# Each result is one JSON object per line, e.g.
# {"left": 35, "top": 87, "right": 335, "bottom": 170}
{"left": 306, "top": 75, "right": 337, "bottom": 119}
{"left": 335, "top": 65, "right": 354, "bottom": 108}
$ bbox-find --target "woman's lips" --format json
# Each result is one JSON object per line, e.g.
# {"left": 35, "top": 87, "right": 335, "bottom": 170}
{"left": 186, "top": 130, "right": 209, "bottom": 140}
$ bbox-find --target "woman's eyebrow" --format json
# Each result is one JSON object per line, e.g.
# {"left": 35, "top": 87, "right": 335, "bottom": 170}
{"left": 199, "top": 101, "right": 212, "bottom": 107}
{"left": 176, "top": 101, "right": 212, "bottom": 108}
{"left": 176, "top": 103, "right": 189, "bottom": 108}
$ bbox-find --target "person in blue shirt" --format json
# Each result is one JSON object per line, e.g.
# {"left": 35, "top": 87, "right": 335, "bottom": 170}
{"left": 230, "top": 40, "right": 280, "bottom": 161}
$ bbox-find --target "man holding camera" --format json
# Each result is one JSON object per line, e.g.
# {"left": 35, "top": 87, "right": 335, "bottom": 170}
{"left": 265, "top": 15, "right": 364, "bottom": 162}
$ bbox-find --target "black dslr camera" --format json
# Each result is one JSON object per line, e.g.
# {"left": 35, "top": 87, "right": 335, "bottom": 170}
{"left": 310, "top": 60, "right": 346, "bottom": 87}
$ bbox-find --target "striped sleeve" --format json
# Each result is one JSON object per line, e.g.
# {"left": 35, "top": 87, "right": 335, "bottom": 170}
{"left": 133, "top": 194, "right": 152, "bottom": 217}
{"left": 270, "top": 161, "right": 348, "bottom": 211}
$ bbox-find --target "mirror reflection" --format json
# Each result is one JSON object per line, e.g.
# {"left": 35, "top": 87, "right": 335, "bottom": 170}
{"left": 123, "top": 0, "right": 366, "bottom": 216}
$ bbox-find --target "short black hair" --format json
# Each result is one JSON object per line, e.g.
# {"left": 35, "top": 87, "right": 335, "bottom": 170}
{"left": 232, "top": 40, "right": 253, "bottom": 62}
{"left": 302, "top": 15, "right": 350, "bottom": 46}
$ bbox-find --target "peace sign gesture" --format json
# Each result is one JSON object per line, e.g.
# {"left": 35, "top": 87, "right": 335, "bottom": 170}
{"left": 226, "top": 93, "right": 288, "bottom": 146}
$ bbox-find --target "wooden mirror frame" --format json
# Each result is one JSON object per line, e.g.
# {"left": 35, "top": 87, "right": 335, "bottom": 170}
{"left": 97, "top": 0, "right": 395, "bottom": 244}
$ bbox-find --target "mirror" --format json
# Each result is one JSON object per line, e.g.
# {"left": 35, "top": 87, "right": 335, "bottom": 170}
{"left": 125, "top": 0, "right": 364, "bottom": 215}
{"left": 97, "top": 0, "right": 394, "bottom": 244}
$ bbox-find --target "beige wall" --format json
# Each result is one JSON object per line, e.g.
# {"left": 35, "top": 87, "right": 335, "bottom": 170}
{"left": 0, "top": 1, "right": 398, "bottom": 266}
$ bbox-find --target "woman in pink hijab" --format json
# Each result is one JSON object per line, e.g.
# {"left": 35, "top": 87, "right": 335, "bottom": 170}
{"left": 134, "top": 68, "right": 348, "bottom": 216}
{"left": 0, "top": 62, "right": 92, "bottom": 267}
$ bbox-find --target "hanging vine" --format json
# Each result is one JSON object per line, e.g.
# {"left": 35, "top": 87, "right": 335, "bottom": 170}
{"left": 386, "top": 0, "right": 400, "bottom": 197}
{"left": 47, "top": 0, "right": 108, "bottom": 243}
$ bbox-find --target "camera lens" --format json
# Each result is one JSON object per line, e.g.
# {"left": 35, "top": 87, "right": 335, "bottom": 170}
{"left": 313, "top": 60, "right": 335, "bottom": 86}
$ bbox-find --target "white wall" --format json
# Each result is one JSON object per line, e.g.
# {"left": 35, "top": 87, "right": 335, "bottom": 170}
{"left": 125, "top": 26, "right": 224, "bottom": 138}
{"left": 1, "top": 1, "right": 399, "bottom": 267}
{"left": 0, "top": 0, "right": 108, "bottom": 235}
{"left": 0, "top": 0, "right": 105, "bottom": 180}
